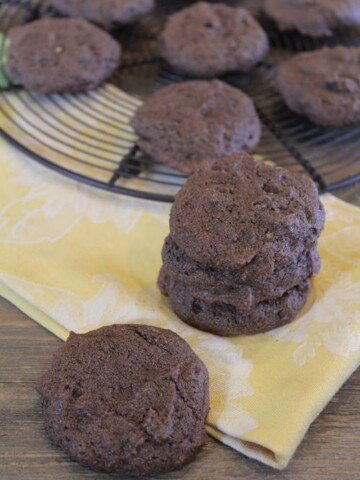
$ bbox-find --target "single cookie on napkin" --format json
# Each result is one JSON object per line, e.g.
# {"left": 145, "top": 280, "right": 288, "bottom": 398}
{"left": 37, "top": 324, "right": 209, "bottom": 477}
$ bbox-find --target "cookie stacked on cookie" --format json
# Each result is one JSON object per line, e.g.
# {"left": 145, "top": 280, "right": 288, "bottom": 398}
{"left": 159, "top": 153, "right": 325, "bottom": 336}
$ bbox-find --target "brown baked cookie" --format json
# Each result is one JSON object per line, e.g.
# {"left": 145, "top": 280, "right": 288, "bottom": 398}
{"left": 37, "top": 325, "right": 209, "bottom": 477}
{"left": 170, "top": 153, "right": 325, "bottom": 269}
{"left": 161, "top": 235, "right": 321, "bottom": 302}
{"left": 264, "top": 0, "right": 360, "bottom": 37}
{"left": 277, "top": 46, "right": 360, "bottom": 127}
{"left": 49, "top": 0, "right": 155, "bottom": 30}
{"left": 159, "top": 2, "right": 269, "bottom": 77}
{"left": 7, "top": 18, "right": 121, "bottom": 94}
{"left": 131, "top": 80, "right": 261, "bottom": 174}
{"left": 159, "top": 269, "right": 310, "bottom": 336}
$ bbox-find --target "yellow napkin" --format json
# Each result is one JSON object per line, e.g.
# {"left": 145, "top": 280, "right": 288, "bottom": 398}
{"left": 0, "top": 137, "right": 359, "bottom": 469}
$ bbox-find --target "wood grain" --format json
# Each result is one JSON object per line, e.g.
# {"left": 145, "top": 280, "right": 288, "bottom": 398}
{"left": 0, "top": 295, "right": 359, "bottom": 480}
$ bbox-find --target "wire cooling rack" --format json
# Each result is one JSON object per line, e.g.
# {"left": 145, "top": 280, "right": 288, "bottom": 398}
{"left": 0, "top": 0, "right": 359, "bottom": 202}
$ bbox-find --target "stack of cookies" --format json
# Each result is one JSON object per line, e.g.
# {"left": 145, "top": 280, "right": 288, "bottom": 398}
{"left": 159, "top": 153, "right": 325, "bottom": 336}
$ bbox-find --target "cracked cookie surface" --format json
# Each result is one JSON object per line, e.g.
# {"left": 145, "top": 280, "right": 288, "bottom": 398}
{"left": 277, "top": 46, "right": 360, "bottom": 126}
{"left": 159, "top": 2, "right": 269, "bottom": 77}
{"left": 170, "top": 153, "right": 324, "bottom": 270}
{"left": 37, "top": 325, "right": 209, "bottom": 476}
{"left": 7, "top": 18, "right": 121, "bottom": 94}
{"left": 131, "top": 80, "right": 261, "bottom": 174}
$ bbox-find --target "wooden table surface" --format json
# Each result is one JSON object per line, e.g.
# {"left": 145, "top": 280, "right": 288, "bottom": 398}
{"left": 1, "top": 185, "right": 359, "bottom": 480}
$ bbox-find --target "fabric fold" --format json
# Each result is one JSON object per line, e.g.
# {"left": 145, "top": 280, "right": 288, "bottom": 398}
{"left": 0, "top": 138, "right": 359, "bottom": 469}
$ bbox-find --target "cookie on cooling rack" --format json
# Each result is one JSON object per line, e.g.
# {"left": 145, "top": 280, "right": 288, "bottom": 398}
{"left": 38, "top": 324, "right": 209, "bottom": 476}
{"left": 131, "top": 80, "right": 261, "bottom": 174}
{"left": 159, "top": 2, "right": 269, "bottom": 77}
{"left": 277, "top": 46, "right": 360, "bottom": 126}
{"left": 264, "top": 0, "right": 360, "bottom": 37}
{"left": 49, "top": 0, "right": 155, "bottom": 30}
{"left": 6, "top": 17, "right": 121, "bottom": 94}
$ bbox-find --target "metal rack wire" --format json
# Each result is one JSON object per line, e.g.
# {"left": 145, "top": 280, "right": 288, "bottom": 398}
{"left": 0, "top": 0, "right": 359, "bottom": 202}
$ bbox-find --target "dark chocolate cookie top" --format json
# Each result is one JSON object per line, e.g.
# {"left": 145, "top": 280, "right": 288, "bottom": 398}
{"left": 37, "top": 325, "right": 209, "bottom": 477}
{"left": 277, "top": 46, "right": 360, "bottom": 126}
{"left": 159, "top": 2, "right": 269, "bottom": 77}
{"left": 7, "top": 18, "right": 121, "bottom": 94}
{"left": 170, "top": 153, "right": 325, "bottom": 269}
{"left": 131, "top": 80, "right": 261, "bottom": 174}
{"left": 264, "top": 0, "right": 360, "bottom": 37}
{"left": 49, "top": 0, "right": 155, "bottom": 30}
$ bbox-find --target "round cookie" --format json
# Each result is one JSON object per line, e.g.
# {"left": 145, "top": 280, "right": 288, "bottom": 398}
{"left": 159, "top": 2, "right": 269, "bottom": 77}
{"left": 264, "top": 0, "right": 360, "bottom": 37}
{"left": 49, "top": 0, "right": 155, "bottom": 30}
{"left": 37, "top": 325, "right": 209, "bottom": 477}
{"left": 7, "top": 18, "right": 121, "bottom": 94}
{"left": 159, "top": 269, "right": 310, "bottom": 336}
{"left": 162, "top": 235, "right": 321, "bottom": 302}
{"left": 170, "top": 153, "right": 325, "bottom": 270}
{"left": 277, "top": 46, "right": 360, "bottom": 127}
{"left": 131, "top": 80, "right": 261, "bottom": 174}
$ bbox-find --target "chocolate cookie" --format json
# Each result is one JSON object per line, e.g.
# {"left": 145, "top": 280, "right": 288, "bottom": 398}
{"left": 264, "top": 0, "right": 360, "bottom": 37}
{"left": 7, "top": 18, "right": 121, "bottom": 94}
{"left": 159, "top": 2, "right": 269, "bottom": 77}
{"left": 170, "top": 153, "right": 325, "bottom": 270}
{"left": 277, "top": 46, "right": 360, "bottom": 126}
{"left": 159, "top": 269, "right": 310, "bottom": 336}
{"left": 49, "top": 0, "right": 155, "bottom": 30}
{"left": 131, "top": 80, "right": 261, "bottom": 174}
{"left": 37, "top": 325, "right": 209, "bottom": 477}
{"left": 162, "top": 235, "right": 321, "bottom": 302}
